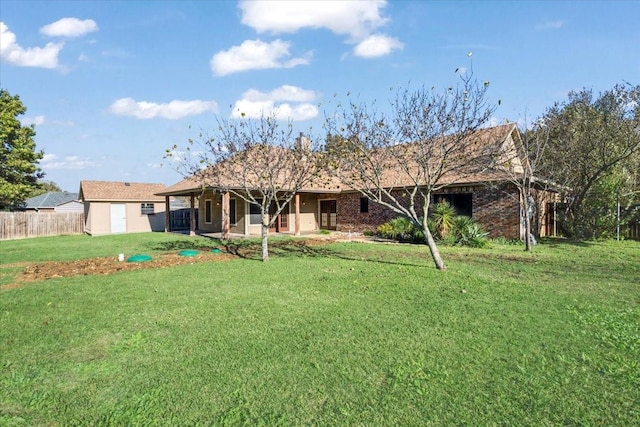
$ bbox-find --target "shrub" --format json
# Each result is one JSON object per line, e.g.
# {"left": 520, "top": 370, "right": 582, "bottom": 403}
{"left": 449, "top": 216, "right": 489, "bottom": 248}
{"left": 376, "top": 217, "right": 424, "bottom": 242}
{"left": 431, "top": 200, "right": 457, "bottom": 239}
{"left": 376, "top": 213, "right": 487, "bottom": 248}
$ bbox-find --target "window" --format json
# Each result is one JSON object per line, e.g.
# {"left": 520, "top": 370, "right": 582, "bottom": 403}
{"left": 249, "top": 200, "right": 262, "bottom": 224}
{"left": 434, "top": 193, "right": 473, "bottom": 217}
{"left": 229, "top": 199, "right": 236, "bottom": 224}
{"left": 360, "top": 197, "right": 369, "bottom": 213}
{"left": 204, "top": 200, "right": 212, "bottom": 224}
{"left": 141, "top": 203, "right": 155, "bottom": 215}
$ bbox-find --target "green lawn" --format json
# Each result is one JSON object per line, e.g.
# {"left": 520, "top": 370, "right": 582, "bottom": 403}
{"left": 1, "top": 234, "right": 639, "bottom": 425}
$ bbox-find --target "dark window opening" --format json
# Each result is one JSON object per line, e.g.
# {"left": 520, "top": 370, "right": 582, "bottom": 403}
{"left": 434, "top": 193, "right": 473, "bottom": 217}
{"left": 229, "top": 199, "right": 236, "bottom": 224}
{"left": 204, "top": 200, "right": 212, "bottom": 223}
{"left": 360, "top": 197, "right": 369, "bottom": 213}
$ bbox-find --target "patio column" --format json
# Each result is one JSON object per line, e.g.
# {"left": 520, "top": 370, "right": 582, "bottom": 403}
{"left": 294, "top": 193, "right": 301, "bottom": 236}
{"left": 222, "top": 191, "right": 230, "bottom": 240}
{"left": 189, "top": 193, "right": 196, "bottom": 236}
{"left": 164, "top": 195, "right": 171, "bottom": 232}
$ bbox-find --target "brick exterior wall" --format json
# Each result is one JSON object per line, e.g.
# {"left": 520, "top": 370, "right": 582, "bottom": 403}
{"left": 470, "top": 184, "right": 521, "bottom": 240}
{"left": 331, "top": 185, "right": 525, "bottom": 240}
{"left": 334, "top": 192, "right": 400, "bottom": 233}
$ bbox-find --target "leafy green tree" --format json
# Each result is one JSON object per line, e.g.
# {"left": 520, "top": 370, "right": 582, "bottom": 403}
{"left": 0, "top": 89, "right": 44, "bottom": 210}
{"left": 540, "top": 84, "right": 640, "bottom": 239}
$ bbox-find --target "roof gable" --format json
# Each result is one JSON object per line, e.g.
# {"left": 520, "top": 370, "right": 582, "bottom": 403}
{"left": 79, "top": 181, "right": 166, "bottom": 202}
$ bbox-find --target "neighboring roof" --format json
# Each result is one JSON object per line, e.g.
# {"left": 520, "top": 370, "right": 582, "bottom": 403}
{"left": 79, "top": 181, "right": 166, "bottom": 202}
{"left": 24, "top": 192, "right": 79, "bottom": 209}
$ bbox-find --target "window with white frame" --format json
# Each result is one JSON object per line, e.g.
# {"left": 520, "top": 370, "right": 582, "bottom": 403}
{"left": 141, "top": 203, "right": 155, "bottom": 215}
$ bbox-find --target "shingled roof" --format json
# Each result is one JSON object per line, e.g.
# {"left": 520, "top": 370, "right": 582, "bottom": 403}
{"left": 79, "top": 181, "right": 166, "bottom": 202}
{"left": 157, "top": 124, "right": 524, "bottom": 196}
{"left": 24, "top": 191, "right": 79, "bottom": 209}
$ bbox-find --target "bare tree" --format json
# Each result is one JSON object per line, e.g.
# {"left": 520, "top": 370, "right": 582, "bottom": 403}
{"left": 325, "top": 73, "right": 496, "bottom": 270}
{"left": 168, "top": 114, "right": 324, "bottom": 261}
{"left": 485, "top": 120, "right": 553, "bottom": 251}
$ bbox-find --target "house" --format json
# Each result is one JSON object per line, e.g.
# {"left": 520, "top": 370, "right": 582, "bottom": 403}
{"left": 21, "top": 191, "right": 83, "bottom": 213}
{"left": 157, "top": 124, "right": 559, "bottom": 240}
{"left": 79, "top": 180, "right": 167, "bottom": 235}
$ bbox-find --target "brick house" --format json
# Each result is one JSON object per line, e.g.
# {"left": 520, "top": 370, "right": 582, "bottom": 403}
{"left": 158, "top": 124, "right": 558, "bottom": 240}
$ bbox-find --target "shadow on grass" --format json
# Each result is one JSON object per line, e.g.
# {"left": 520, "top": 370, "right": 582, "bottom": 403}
{"left": 146, "top": 239, "right": 220, "bottom": 251}
{"left": 268, "top": 239, "right": 433, "bottom": 268}
{"left": 537, "top": 237, "right": 592, "bottom": 248}
{"left": 148, "top": 234, "right": 436, "bottom": 268}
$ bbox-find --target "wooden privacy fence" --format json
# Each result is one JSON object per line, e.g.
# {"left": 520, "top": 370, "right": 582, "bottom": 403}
{"left": 625, "top": 222, "right": 640, "bottom": 240}
{"left": 0, "top": 212, "right": 85, "bottom": 240}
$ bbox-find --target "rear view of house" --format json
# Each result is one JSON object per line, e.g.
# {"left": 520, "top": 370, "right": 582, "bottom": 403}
{"left": 79, "top": 181, "right": 167, "bottom": 235}
{"left": 159, "top": 124, "right": 558, "bottom": 240}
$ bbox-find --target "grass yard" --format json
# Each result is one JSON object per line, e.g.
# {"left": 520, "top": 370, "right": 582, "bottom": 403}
{"left": 1, "top": 233, "right": 639, "bottom": 425}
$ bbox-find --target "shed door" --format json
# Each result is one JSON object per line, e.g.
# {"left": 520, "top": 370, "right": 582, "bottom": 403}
{"left": 110, "top": 203, "right": 127, "bottom": 233}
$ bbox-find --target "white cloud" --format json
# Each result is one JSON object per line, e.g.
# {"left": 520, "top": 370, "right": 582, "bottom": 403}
{"left": 108, "top": 98, "right": 218, "bottom": 120}
{"left": 231, "top": 85, "right": 319, "bottom": 121}
{"left": 535, "top": 20, "right": 564, "bottom": 30}
{"left": 0, "top": 22, "right": 63, "bottom": 68}
{"left": 40, "top": 18, "right": 98, "bottom": 38}
{"left": 353, "top": 34, "right": 403, "bottom": 58}
{"left": 238, "top": 0, "right": 401, "bottom": 58}
{"left": 210, "top": 39, "right": 311, "bottom": 76}
{"left": 19, "top": 115, "right": 46, "bottom": 126}
{"left": 239, "top": 0, "right": 388, "bottom": 41}
{"left": 40, "top": 154, "right": 97, "bottom": 170}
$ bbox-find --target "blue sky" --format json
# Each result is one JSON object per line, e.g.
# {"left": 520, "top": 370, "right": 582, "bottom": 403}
{"left": 1, "top": 0, "right": 639, "bottom": 192}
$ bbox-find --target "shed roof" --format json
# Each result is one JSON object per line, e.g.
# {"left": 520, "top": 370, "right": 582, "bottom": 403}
{"left": 79, "top": 181, "right": 166, "bottom": 202}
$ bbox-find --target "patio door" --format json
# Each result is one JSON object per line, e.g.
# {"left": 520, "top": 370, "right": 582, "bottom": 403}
{"left": 110, "top": 203, "right": 126, "bottom": 233}
{"left": 269, "top": 202, "right": 290, "bottom": 233}
{"left": 319, "top": 200, "right": 337, "bottom": 230}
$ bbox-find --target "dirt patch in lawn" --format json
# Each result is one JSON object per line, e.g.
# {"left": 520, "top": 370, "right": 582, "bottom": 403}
{"left": 0, "top": 238, "right": 351, "bottom": 290}
{"left": 1, "top": 251, "right": 236, "bottom": 290}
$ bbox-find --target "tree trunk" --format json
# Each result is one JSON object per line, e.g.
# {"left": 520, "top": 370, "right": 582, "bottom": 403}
{"left": 261, "top": 220, "right": 269, "bottom": 262}
{"left": 522, "top": 192, "right": 532, "bottom": 252}
{"left": 423, "top": 224, "right": 446, "bottom": 270}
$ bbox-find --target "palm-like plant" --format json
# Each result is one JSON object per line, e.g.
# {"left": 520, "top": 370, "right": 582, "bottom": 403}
{"left": 450, "top": 216, "right": 488, "bottom": 248}
{"left": 430, "top": 200, "right": 457, "bottom": 239}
